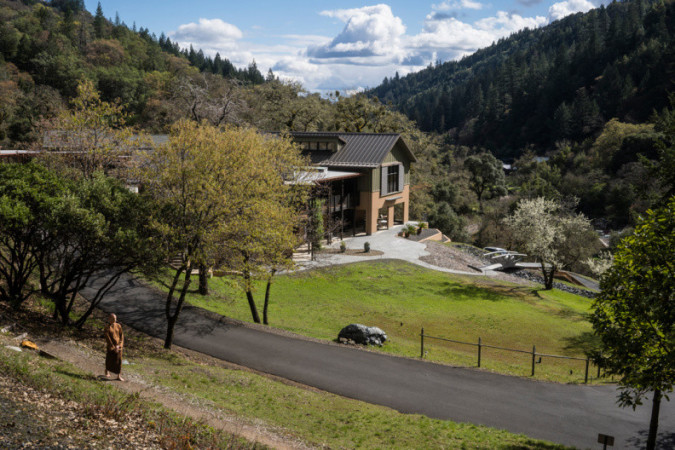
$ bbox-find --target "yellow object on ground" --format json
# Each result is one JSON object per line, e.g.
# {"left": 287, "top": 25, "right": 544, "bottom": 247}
{"left": 21, "top": 340, "right": 38, "bottom": 350}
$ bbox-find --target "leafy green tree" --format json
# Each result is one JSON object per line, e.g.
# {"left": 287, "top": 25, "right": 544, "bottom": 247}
{"left": 42, "top": 80, "right": 141, "bottom": 180}
{"left": 650, "top": 95, "right": 675, "bottom": 200}
{"left": 591, "top": 197, "right": 675, "bottom": 450}
{"left": 141, "top": 120, "right": 305, "bottom": 344}
{"left": 464, "top": 152, "right": 507, "bottom": 212}
{"left": 0, "top": 163, "right": 159, "bottom": 324}
{"left": 0, "top": 163, "right": 66, "bottom": 309}
{"left": 216, "top": 130, "right": 307, "bottom": 324}
{"left": 37, "top": 172, "right": 160, "bottom": 326}
{"left": 428, "top": 202, "right": 466, "bottom": 242}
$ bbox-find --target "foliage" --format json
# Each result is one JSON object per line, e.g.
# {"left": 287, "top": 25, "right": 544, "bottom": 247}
{"left": 0, "top": 162, "right": 159, "bottom": 324}
{"left": 369, "top": 0, "right": 675, "bottom": 156}
{"left": 583, "top": 251, "right": 613, "bottom": 277}
{"left": 0, "top": 0, "right": 263, "bottom": 143}
{"left": 305, "top": 197, "right": 325, "bottom": 259}
{"left": 141, "top": 120, "right": 305, "bottom": 339}
{"left": 245, "top": 79, "right": 332, "bottom": 132}
{"left": 503, "top": 197, "right": 599, "bottom": 289}
{"left": 464, "top": 152, "right": 507, "bottom": 211}
{"left": 214, "top": 127, "right": 307, "bottom": 324}
{"left": 591, "top": 197, "right": 675, "bottom": 450}
{"left": 428, "top": 202, "right": 466, "bottom": 242}
{"left": 40, "top": 80, "right": 140, "bottom": 180}
{"left": 649, "top": 94, "right": 675, "bottom": 200}
{"left": 0, "top": 162, "right": 67, "bottom": 308}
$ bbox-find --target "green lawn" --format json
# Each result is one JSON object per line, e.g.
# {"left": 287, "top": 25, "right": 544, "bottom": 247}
{"left": 151, "top": 260, "right": 601, "bottom": 383}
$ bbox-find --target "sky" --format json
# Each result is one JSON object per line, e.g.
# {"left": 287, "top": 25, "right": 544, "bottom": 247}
{"left": 85, "top": 0, "right": 605, "bottom": 94}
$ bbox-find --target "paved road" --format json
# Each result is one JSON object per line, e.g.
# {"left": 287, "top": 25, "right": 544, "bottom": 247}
{"left": 83, "top": 272, "right": 675, "bottom": 449}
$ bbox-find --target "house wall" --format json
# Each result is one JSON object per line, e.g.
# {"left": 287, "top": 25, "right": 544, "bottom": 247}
{"left": 370, "top": 142, "right": 411, "bottom": 193}
{"left": 354, "top": 141, "right": 413, "bottom": 235}
{"left": 358, "top": 184, "right": 410, "bottom": 235}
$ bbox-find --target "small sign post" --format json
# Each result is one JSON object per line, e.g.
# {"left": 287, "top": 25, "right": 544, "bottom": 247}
{"left": 597, "top": 433, "right": 614, "bottom": 450}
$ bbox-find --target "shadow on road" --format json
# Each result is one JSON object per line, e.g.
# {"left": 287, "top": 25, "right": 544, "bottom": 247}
{"left": 626, "top": 430, "right": 675, "bottom": 449}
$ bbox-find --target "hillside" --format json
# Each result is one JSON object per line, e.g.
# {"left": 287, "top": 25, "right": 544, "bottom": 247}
{"left": 0, "top": 0, "right": 264, "bottom": 144}
{"left": 368, "top": 0, "right": 675, "bottom": 158}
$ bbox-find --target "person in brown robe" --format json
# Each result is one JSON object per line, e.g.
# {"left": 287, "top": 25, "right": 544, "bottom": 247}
{"left": 104, "top": 313, "right": 125, "bottom": 381}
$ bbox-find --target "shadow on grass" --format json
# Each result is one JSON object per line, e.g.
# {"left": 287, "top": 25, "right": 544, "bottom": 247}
{"left": 436, "top": 282, "right": 529, "bottom": 302}
{"left": 562, "top": 331, "right": 601, "bottom": 356}
{"left": 55, "top": 367, "right": 98, "bottom": 382}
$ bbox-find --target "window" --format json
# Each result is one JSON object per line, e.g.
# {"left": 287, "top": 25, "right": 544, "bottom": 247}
{"left": 387, "top": 164, "right": 399, "bottom": 193}
{"left": 381, "top": 164, "right": 403, "bottom": 196}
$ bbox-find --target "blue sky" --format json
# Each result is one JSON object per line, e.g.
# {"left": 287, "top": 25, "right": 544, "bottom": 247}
{"left": 85, "top": 0, "right": 603, "bottom": 93}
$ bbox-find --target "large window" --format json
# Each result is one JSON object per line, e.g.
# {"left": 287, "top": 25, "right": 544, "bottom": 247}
{"left": 387, "top": 164, "right": 399, "bottom": 193}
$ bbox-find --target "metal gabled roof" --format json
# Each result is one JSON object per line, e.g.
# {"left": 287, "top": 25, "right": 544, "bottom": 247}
{"left": 289, "top": 132, "right": 416, "bottom": 169}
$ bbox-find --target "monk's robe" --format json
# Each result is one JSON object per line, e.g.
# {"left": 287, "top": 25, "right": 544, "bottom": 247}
{"left": 104, "top": 322, "right": 124, "bottom": 374}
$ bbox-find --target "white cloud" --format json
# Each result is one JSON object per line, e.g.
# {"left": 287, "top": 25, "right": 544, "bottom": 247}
{"left": 433, "top": 0, "right": 485, "bottom": 11}
{"left": 169, "top": 18, "right": 243, "bottom": 50}
{"left": 168, "top": 0, "right": 597, "bottom": 94}
{"left": 308, "top": 4, "right": 406, "bottom": 60}
{"left": 548, "top": 0, "right": 595, "bottom": 21}
{"left": 409, "top": 10, "right": 546, "bottom": 62}
{"left": 476, "top": 11, "right": 547, "bottom": 33}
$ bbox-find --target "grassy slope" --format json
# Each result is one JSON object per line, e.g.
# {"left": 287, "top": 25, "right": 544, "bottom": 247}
{"left": 153, "top": 260, "right": 599, "bottom": 383}
{"left": 0, "top": 297, "right": 568, "bottom": 450}
{"left": 129, "top": 349, "right": 567, "bottom": 449}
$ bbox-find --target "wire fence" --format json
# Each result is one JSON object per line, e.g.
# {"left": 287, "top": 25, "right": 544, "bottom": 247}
{"left": 420, "top": 327, "right": 601, "bottom": 383}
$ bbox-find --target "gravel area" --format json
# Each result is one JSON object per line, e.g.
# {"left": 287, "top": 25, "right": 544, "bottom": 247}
{"left": 0, "top": 371, "right": 161, "bottom": 449}
{"left": 419, "top": 241, "right": 535, "bottom": 286}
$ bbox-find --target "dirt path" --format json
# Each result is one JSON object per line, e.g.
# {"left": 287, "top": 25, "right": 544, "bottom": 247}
{"left": 36, "top": 339, "right": 310, "bottom": 450}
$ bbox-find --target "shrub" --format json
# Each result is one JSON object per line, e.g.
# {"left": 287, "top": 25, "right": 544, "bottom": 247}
{"left": 364, "top": 242, "right": 370, "bottom": 253}
{"left": 340, "top": 241, "right": 347, "bottom": 253}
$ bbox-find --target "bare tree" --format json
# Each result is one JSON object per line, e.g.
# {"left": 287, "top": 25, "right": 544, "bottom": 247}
{"left": 172, "top": 73, "right": 247, "bottom": 126}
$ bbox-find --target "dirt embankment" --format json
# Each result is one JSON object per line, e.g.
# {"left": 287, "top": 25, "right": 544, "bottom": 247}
{"left": 420, "top": 241, "right": 535, "bottom": 286}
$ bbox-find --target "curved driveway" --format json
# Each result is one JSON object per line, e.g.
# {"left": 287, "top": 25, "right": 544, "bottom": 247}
{"left": 82, "top": 271, "right": 674, "bottom": 449}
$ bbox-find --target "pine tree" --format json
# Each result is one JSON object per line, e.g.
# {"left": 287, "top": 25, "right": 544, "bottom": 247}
{"left": 93, "top": 2, "right": 105, "bottom": 39}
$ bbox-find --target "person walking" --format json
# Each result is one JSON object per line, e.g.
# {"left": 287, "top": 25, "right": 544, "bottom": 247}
{"left": 104, "top": 313, "right": 125, "bottom": 381}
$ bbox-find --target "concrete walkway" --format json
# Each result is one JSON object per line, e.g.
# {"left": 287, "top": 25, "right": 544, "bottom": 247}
{"left": 302, "top": 224, "right": 482, "bottom": 276}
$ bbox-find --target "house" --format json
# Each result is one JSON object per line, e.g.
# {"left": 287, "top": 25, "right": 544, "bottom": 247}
{"left": 285, "top": 132, "right": 416, "bottom": 237}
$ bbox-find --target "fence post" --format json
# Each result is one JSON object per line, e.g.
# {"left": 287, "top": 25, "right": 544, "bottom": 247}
{"left": 420, "top": 327, "right": 424, "bottom": 359}
{"left": 477, "top": 337, "right": 482, "bottom": 367}
{"left": 531, "top": 345, "right": 536, "bottom": 376}
{"left": 584, "top": 357, "right": 590, "bottom": 384}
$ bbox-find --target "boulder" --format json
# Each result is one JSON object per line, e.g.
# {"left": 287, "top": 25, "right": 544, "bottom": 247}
{"left": 338, "top": 324, "right": 387, "bottom": 346}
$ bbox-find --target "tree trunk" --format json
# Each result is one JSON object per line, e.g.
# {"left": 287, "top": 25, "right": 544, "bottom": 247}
{"left": 246, "top": 288, "right": 261, "bottom": 323}
{"left": 263, "top": 269, "right": 276, "bottom": 325}
{"left": 74, "top": 271, "right": 124, "bottom": 329}
{"left": 647, "top": 389, "right": 661, "bottom": 450}
{"left": 541, "top": 262, "right": 555, "bottom": 290}
{"left": 198, "top": 264, "right": 209, "bottom": 295}
{"left": 164, "top": 314, "right": 178, "bottom": 349}
{"left": 164, "top": 264, "right": 189, "bottom": 350}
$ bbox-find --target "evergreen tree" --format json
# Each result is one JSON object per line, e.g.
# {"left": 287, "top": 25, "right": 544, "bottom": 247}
{"left": 93, "top": 2, "right": 105, "bottom": 39}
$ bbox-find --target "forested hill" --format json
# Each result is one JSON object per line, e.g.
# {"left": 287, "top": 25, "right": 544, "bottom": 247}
{"left": 368, "top": 0, "right": 675, "bottom": 158}
{"left": 0, "top": 0, "right": 264, "bottom": 144}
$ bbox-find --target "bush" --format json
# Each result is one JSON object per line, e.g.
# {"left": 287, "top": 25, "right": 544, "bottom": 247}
{"left": 364, "top": 242, "right": 370, "bottom": 253}
{"left": 428, "top": 202, "right": 467, "bottom": 242}
{"left": 340, "top": 241, "right": 347, "bottom": 253}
